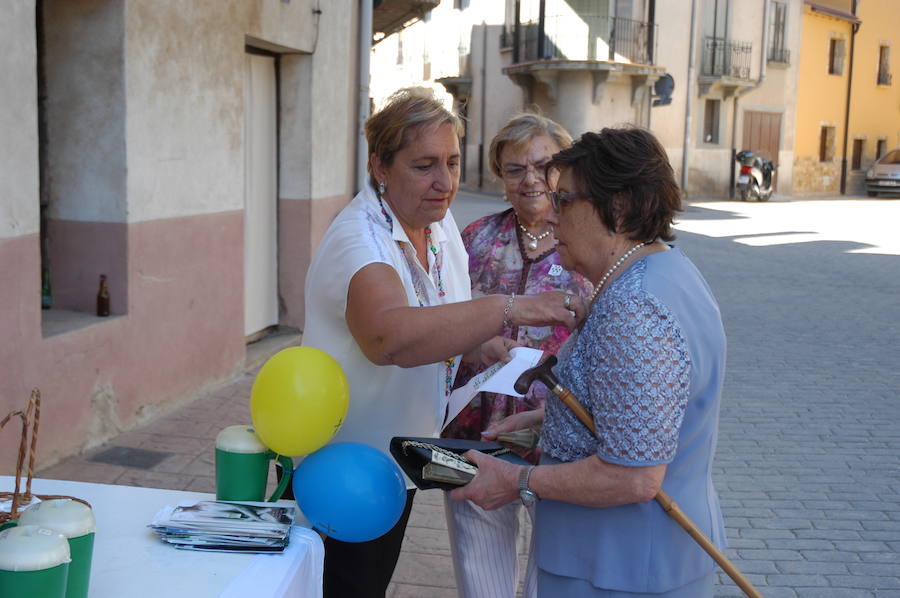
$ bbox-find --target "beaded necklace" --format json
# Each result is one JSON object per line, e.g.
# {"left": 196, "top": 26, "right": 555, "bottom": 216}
{"left": 378, "top": 195, "right": 455, "bottom": 398}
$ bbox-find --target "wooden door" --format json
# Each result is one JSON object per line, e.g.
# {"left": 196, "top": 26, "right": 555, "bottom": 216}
{"left": 742, "top": 110, "right": 782, "bottom": 188}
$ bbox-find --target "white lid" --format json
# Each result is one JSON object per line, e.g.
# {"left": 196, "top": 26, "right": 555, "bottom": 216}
{"left": 0, "top": 525, "right": 71, "bottom": 572}
{"left": 20, "top": 499, "right": 96, "bottom": 538}
{"left": 216, "top": 425, "right": 267, "bottom": 453}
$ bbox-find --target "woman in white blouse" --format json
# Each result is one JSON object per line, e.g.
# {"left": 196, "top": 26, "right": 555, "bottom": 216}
{"left": 301, "top": 87, "right": 584, "bottom": 598}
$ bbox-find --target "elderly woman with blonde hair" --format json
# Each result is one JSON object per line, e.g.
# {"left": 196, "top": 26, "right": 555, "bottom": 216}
{"left": 301, "top": 89, "right": 585, "bottom": 598}
{"left": 441, "top": 113, "right": 592, "bottom": 598}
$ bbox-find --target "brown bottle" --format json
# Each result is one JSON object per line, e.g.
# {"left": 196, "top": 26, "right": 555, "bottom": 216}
{"left": 96, "top": 274, "right": 110, "bottom": 317}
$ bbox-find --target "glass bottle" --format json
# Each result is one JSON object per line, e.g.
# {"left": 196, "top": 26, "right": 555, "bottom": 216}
{"left": 96, "top": 274, "right": 110, "bottom": 317}
{"left": 41, "top": 267, "right": 52, "bottom": 309}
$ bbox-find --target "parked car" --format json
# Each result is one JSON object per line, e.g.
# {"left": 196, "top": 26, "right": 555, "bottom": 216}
{"left": 865, "top": 148, "right": 900, "bottom": 197}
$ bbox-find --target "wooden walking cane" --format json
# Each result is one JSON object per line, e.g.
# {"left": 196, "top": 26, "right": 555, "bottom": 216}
{"left": 515, "top": 356, "right": 763, "bottom": 598}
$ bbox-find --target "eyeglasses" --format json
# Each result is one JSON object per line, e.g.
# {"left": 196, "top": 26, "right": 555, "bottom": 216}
{"left": 548, "top": 191, "right": 591, "bottom": 213}
{"left": 500, "top": 160, "right": 551, "bottom": 182}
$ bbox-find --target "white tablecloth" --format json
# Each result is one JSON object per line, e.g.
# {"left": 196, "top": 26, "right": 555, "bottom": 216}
{"left": 0, "top": 476, "right": 324, "bottom": 598}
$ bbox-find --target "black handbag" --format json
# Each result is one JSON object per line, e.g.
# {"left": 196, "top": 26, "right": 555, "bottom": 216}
{"left": 389, "top": 436, "right": 528, "bottom": 491}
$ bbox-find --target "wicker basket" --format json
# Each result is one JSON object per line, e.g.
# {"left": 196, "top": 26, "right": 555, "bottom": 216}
{"left": 1, "top": 389, "right": 90, "bottom": 524}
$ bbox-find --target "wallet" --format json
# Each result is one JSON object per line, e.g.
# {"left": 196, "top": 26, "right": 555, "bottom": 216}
{"left": 389, "top": 436, "right": 528, "bottom": 491}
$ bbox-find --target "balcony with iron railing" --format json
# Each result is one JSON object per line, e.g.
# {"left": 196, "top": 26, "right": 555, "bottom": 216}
{"left": 513, "top": 14, "right": 658, "bottom": 66}
{"left": 701, "top": 37, "right": 752, "bottom": 79}
{"left": 502, "top": 12, "right": 665, "bottom": 106}
{"left": 697, "top": 37, "right": 755, "bottom": 96}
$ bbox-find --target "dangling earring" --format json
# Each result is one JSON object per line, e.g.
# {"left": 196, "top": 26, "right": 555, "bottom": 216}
{"left": 378, "top": 181, "right": 386, "bottom": 196}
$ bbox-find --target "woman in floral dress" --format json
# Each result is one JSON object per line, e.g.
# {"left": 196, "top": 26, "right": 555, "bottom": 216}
{"left": 442, "top": 114, "right": 592, "bottom": 598}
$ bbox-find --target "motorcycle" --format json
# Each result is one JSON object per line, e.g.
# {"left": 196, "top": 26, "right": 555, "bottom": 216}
{"left": 735, "top": 150, "right": 776, "bottom": 202}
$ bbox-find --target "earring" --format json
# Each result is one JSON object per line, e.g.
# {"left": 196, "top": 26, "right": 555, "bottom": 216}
{"left": 378, "top": 181, "right": 386, "bottom": 196}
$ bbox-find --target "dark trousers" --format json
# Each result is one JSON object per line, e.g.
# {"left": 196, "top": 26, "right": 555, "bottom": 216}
{"left": 323, "top": 489, "right": 416, "bottom": 598}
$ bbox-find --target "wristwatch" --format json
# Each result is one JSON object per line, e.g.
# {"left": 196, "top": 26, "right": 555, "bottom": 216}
{"left": 518, "top": 465, "right": 539, "bottom": 507}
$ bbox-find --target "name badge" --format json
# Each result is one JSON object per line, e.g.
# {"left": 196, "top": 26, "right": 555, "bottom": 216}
{"left": 549, "top": 264, "right": 563, "bottom": 276}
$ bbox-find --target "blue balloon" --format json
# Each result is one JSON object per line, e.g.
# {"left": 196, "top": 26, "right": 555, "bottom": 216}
{"left": 292, "top": 442, "right": 407, "bottom": 543}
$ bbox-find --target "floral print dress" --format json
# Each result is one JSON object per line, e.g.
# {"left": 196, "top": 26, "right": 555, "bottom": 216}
{"left": 442, "top": 208, "right": 593, "bottom": 442}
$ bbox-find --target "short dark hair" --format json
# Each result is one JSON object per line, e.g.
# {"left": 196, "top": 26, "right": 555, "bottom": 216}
{"left": 548, "top": 127, "right": 682, "bottom": 242}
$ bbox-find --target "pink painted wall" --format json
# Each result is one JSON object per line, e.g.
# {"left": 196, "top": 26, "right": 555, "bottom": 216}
{"left": 0, "top": 211, "right": 245, "bottom": 471}
{"left": 279, "top": 194, "right": 349, "bottom": 330}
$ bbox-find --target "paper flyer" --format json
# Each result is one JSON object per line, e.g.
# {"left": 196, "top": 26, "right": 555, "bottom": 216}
{"left": 442, "top": 347, "right": 546, "bottom": 431}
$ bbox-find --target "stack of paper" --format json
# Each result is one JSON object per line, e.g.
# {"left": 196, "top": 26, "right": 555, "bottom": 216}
{"left": 149, "top": 500, "right": 295, "bottom": 553}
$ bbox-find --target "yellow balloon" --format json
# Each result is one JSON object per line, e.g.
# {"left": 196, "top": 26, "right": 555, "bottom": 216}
{"left": 250, "top": 347, "right": 350, "bottom": 457}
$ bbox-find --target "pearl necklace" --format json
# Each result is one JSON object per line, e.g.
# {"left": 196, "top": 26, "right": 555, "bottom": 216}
{"left": 589, "top": 242, "right": 647, "bottom": 303}
{"left": 518, "top": 217, "right": 552, "bottom": 251}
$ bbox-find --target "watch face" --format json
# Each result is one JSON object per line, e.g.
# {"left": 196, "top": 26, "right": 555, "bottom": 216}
{"left": 520, "top": 489, "right": 537, "bottom": 506}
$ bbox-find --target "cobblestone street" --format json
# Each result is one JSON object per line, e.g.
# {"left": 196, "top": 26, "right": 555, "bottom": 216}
{"left": 675, "top": 197, "right": 900, "bottom": 597}
{"left": 39, "top": 193, "right": 900, "bottom": 597}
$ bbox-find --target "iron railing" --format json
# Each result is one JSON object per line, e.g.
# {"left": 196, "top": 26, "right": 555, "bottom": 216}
{"left": 877, "top": 71, "right": 892, "bottom": 86}
{"left": 767, "top": 45, "right": 790, "bottom": 64}
{"left": 701, "top": 37, "right": 752, "bottom": 80}
{"left": 514, "top": 15, "right": 657, "bottom": 65}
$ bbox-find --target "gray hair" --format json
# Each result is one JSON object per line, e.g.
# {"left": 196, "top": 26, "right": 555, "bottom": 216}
{"left": 488, "top": 113, "right": 573, "bottom": 178}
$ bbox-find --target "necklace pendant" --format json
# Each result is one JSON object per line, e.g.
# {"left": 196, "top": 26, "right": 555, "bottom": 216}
{"left": 527, "top": 239, "right": 538, "bottom": 250}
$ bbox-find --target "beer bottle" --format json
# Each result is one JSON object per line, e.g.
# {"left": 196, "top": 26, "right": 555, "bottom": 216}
{"left": 96, "top": 274, "right": 110, "bottom": 317}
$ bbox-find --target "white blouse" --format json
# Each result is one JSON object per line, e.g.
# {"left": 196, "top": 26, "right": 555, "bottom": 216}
{"left": 301, "top": 183, "right": 471, "bottom": 487}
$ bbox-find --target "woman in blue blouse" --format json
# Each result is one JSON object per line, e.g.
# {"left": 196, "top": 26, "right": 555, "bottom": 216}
{"left": 451, "top": 127, "right": 727, "bottom": 597}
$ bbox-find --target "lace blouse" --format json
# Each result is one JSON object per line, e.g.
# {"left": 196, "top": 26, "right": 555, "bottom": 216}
{"left": 541, "top": 259, "right": 692, "bottom": 466}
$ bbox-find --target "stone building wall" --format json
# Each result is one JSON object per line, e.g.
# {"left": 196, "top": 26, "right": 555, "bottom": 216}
{"left": 792, "top": 155, "right": 841, "bottom": 195}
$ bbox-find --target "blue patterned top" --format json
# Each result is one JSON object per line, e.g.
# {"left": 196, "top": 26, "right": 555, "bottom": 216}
{"left": 534, "top": 246, "right": 728, "bottom": 593}
{"left": 541, "top": 259, "right": 692, "bottom": 466}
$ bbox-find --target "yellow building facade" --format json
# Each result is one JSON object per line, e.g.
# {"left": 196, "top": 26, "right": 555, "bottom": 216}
{"left": 794, "top": 0, "right": 900, "bottom": 196}
{"left": 845, "top": 0, "right": 900, "bottom": 194}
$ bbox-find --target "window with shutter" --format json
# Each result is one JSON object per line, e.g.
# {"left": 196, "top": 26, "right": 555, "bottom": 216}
{"left": 877, "top": 45, "right": 891, "bottom": 85}
{"left": 829, "top": 38, "right": 845, "bottom": 76}
{"left": 851, "top": 139, "right": 864, "bottom": 170}
{"left": 820, "top": 126, "right": 836, "bottom": 162}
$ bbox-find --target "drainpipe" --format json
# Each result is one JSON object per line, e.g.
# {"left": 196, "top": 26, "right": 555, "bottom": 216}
{"left": 646, "top": 0, "right": 656, "bottom": 128}
{"left": 478, "top": 22, "right": 487, "bottom": 188}
{"left": 728, "top": 0, "right": 769, "bottom": 198}
{"left": 356, "top": 0, "right": 374, "bottom": 194}
{"left": 839, "top": 0, "right": 859, "bottom": 195}
{"left": 681, "top": 0, "right": 698, "bottom": 193}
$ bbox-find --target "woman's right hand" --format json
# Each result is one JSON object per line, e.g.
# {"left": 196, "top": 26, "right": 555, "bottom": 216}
{"left": 509, "top": 291, "right": 586, "bottom": 331}
{"left": 481, "top": 408, "right": 545, "bottom": 441}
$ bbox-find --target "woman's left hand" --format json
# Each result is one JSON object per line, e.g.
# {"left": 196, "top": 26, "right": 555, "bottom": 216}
{"left": 449, "top": 450, "right": 520, "bottom": 510}
{"left": 510, "top": 291, "right": 587, "bottom": 331}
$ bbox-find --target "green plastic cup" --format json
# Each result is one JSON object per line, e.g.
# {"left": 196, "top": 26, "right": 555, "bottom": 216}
{"left": 215, "top": 425, "right": 293, "bottom": 502}
{"left": 0, "top": 524, "right": 70, "bottom": 598}
{"left": 20, "top": 499, "right": 95, "bottom": 598}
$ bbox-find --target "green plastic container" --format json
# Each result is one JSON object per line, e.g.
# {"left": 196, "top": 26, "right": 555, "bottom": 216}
{"left": 0, "top": 524, "right": 70, "bottom": 598}
{"left": 20, "top": 499, "right": 95, "bottom": 598}
{"left": 215, "top": 425, "right": 292, "bottom": 502}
